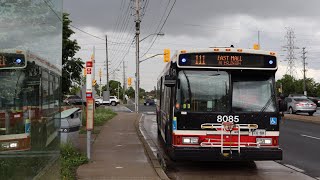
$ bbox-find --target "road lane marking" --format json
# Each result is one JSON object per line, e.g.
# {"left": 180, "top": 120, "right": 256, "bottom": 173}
{"left": 284, "top": 164, "right": 305, "bottom": 172}
{"left": 301, "top": 134, "right": 320, "bottom": 140}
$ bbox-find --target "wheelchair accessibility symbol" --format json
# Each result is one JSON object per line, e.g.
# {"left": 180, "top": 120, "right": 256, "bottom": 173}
{"left": 270, "top": 117, "right": 277, "bottom": 125}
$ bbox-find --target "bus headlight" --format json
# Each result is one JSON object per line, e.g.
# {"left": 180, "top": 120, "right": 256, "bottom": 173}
{"left": 9, "top": 142, "right": 18, "bottom": 148}
{"left": 256, "top": 138, "right": 272, "bottom": 145}
{"left": 182, "top": 137, "right": 199, "bottom": 144}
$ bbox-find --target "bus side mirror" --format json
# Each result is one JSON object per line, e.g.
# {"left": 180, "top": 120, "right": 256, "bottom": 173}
{"left": 164, "top": 75, "right": 176, "bottom": 87}
{"left": 278, "top": 95, "right": 287, "bottom": 112}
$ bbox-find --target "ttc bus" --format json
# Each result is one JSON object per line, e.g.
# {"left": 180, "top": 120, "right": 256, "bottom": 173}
{"left": 156, "top": 47, "right": 286, "bottom": 161}
{"left": 0, "top": 50, "right": 61, "bottom": 152}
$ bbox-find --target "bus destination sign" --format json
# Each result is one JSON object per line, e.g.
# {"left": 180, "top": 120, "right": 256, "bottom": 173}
{"left": 0, "top": 52, "right": 26, "bottom": 69}
{"left": 178, "top": 53, "right": 277, "bottom": 69}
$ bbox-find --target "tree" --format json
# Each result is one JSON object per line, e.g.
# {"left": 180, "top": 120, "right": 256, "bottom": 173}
{"left": 276, "top": 74, "right": 297, "bottom": 95}
{"left": 276, "top": 74, "right": 320, "bottom": 97}
{"left": 139, "top": 88, "right": 146, "bottom": 98}
{"left": 62, "top": 13, "right": 84, "bottom": 95}
{"left": 126, "top": 87, "right": 135, "bottom": 98}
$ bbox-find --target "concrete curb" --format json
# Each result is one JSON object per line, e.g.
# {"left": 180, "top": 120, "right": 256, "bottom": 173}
{"left": 284, "top": 114, "right": 320, "bottom": 125}
{"left": 134, "top": 114, "right": 170, "bottom": 180}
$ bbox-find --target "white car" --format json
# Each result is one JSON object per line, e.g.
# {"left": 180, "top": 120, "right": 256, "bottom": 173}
{"left": 95, "top": 96, "right": 120, "bottom": 106}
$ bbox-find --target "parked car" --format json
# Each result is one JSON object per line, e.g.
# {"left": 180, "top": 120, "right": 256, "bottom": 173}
{"left": 63, "top": 95, "right": 100, "bottom": 107}
{"left": 63, "top": 95, "right": 86, "bottom": 106}
{"left": 288, "top": 94, "right": 307, "bottom": 98}
{"left": 95, "top": 96, "right": 120, "bottom": 106}
{"left": 144, "top": 99, "right": 155, "bottom": 106}
{"left": 308, "top": 97, "right": 320, "bottom": 107}
{"left": 285, "top": 97, "right": 317, "bottom": 116}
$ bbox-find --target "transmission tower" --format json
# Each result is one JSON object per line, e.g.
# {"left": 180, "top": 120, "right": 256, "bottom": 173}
{"left": 283, "top": 28, "right": 299, "bottom": 77}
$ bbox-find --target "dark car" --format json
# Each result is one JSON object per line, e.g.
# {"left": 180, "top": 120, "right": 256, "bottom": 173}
{"left": 64, "top": 95, "right": 86, "bottom": 106}
{"left": 144, "top": 99, "right": 155, "bottom": 106}
{"left": 308, "top": 97, "right": 320, "bottom": 107}
{"left": 63, "top": 95, "right": 100, "bottom": 107}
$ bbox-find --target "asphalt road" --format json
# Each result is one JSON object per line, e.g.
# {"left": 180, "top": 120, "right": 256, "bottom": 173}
{"left": 280, "top": 119, "right": 320, "bottom": 178}
{"left": 141, "top": 114, "right": 314, "bottom": 180}
{"left": 125, "top": 104, "right": 156, "bottom": 113}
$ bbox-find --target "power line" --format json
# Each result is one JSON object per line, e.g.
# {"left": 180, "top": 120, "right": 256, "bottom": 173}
{"left": 70, "top": 25, "right": 105, "bottom": 41}
{"left": 140, "top": 0, "right": 177, "bottom": 58}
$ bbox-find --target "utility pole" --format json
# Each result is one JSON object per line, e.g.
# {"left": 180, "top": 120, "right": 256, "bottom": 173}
{"left": 99, "top": 68, "right": 102, "bottom": 97}
{"left": 106, "top": 35, "right": 109, "bottom": 92}
{"left": 123, "top": 61, "right": 126, "bottom": 103}
{"left": 258, "top": 30, "right": 260, "bottom": 47}
{"left": 134, "top": 0, "right": 141, "bottom": 113}
{"left": 302, "top": 47, "right": 307, "bottom": 96}
{"left": 118, "top": 82, "right": 120, "bottom": 99}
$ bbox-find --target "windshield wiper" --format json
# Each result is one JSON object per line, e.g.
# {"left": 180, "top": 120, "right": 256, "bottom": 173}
{"left": 182, "top": 70, "right": 192, "bottom": 105}
{"left": 255, "top": 93, "right": 276, "bottom": 121}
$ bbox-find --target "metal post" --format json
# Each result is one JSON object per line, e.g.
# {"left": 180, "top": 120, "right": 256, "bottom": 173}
{"left": 135, "top": 0, "right": 140, "bottom": 113}
{"left": 87, "top": 130, "right": 91, "bottom": 159}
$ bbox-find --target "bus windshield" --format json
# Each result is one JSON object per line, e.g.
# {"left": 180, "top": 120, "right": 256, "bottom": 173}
{"left": 0, "top": 69, "right": 25, "bottom": 135}
{"left": 176, "top": 70, "right": 276, "bottom": 113}
{"left": 0, "top": 70, "right": 25, "bottom": 109}
{"left": 232, "top": 75, "right": 276, "bottom": 112}
{"left": 176, "top": 70, "right": 230, "bottom": 112}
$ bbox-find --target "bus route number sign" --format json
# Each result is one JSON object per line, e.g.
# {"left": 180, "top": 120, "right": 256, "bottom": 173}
{"left": 178, "top": 53, "right": 277, "bottom": 69}
{"left": 0, "top": 53, "right": 26, "bottom": 69}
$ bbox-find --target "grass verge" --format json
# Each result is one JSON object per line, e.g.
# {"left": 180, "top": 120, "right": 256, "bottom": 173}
{"left": 61, "top": 108, "right": 116, "bottom": 179}
{"left": 80, "top": 107, "right": 117, "bottom": 134}
{"left": 60, "top": 143, "right": 88, "bottom": 180}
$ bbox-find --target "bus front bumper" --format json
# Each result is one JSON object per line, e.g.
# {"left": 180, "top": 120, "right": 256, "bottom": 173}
{"left": 170, "top": 146, "right": 283, "bottom": 161}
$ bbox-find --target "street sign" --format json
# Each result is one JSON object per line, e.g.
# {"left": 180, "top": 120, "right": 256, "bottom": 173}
{"left": 86, "top": 67, "right": 92, "bottom": 74}
{"left": 86, "top": 98, "right": 94, "bottom": 130}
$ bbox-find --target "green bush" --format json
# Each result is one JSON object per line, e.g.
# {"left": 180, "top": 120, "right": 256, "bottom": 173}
{"left": 60, "top": 143, "right": 88, "bottom": 180}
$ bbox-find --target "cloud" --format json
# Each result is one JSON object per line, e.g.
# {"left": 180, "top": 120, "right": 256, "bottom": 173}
{"left": 65, "top": 0, "right": 320, "bottom": 91}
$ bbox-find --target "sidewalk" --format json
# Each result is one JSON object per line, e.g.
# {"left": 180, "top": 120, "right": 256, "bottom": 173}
{"left": 77, "top": 112, "right": 160, "bottom": 180}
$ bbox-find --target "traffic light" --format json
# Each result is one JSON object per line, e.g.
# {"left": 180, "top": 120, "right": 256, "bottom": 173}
{"left": 92, "top": 79, "right": 96, "bottom": 86}
{"left": 127, "top": 77, "right": 132, "bottom": 86}
{"left": 164, "top": 49, "right": 170, "bottom": 62}
{"left": 253, "top": 44, "right": 260, "bottom": 50}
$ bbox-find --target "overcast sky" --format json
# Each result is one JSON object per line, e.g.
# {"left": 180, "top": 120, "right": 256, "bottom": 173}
{"left": 64, "top": 0, "right": 320, "bottom": 91}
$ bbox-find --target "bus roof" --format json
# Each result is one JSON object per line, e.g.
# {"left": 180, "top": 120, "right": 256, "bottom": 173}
{"left": 157, "top": 47, "right": 277, "bottom": 80}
